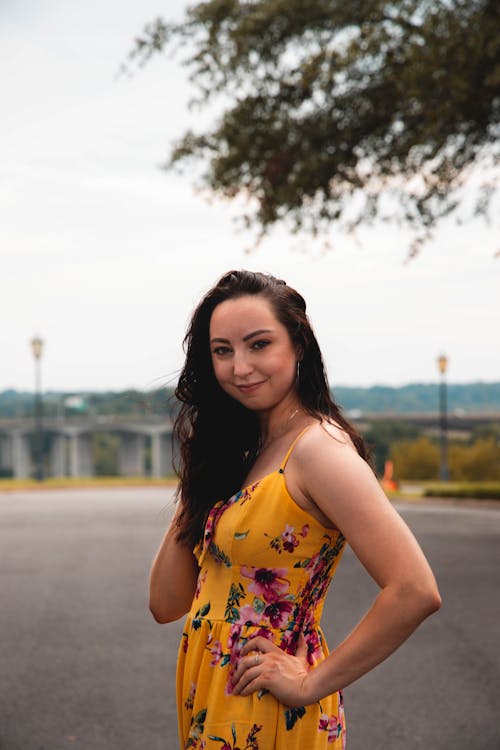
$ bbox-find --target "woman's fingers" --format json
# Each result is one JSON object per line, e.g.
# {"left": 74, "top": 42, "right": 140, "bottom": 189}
{"left": 239, "top": 635, "right": 277, "bottom": 657}
{"left": 230, "top": 650, "right": 263, "bottom": 690}
{"left": 230, "top": 632, "right": 311, "bottom": 701}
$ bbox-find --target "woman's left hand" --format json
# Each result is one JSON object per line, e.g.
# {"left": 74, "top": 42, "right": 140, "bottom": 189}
{"left": 230, "top": 633, "right": 312, "bottom": 707}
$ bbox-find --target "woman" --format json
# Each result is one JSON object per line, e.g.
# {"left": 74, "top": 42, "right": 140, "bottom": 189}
{"left": 149, "top": 270, "right": 441, "bottom": 749}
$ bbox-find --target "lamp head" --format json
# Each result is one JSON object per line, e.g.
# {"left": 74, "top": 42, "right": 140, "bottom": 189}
{"left": 31, "top": 336, "right": 43, "bottom": 360}
{"left": 437, "top": 354, "right": 448, "bottom": 375}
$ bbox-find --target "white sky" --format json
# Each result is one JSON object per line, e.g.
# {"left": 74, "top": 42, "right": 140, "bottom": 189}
{"left": 1, "top": 0, "right": 499, "bottom": 393}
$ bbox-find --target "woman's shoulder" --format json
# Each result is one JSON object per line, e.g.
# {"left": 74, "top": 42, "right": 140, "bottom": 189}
{"left": 284, "top": 417, "right": 367, "bottom": 528}
{"left": 295, "top": 417, "right": 358, "bottom": 458}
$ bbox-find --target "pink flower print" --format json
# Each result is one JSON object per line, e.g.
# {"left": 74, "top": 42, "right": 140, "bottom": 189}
{"left": 300, "top": 524, "right": 309, "bottom": 537}
{"left": 282, "top": 525, "right": 299, "bottom": 553}
{"left": 304, "top": 628, "right": 323, "bottom": 664}
{"left": 318, "top": 713, "right": 341, "bottom": 743}
{"left": 305, "top": 551, "right": 327, "bottom": 580}
{"left": 227, "top": 623, "right": 242, "bottom": 652}
{"left": 209, "top": 639, "right": 223, "bottom": 666}
{"left": 237, "top": 604, "right": 262, "bottom": 627}
{"left": 195, "top": 570, "right": 207, "bottom": 600}
{"left": 264, "top": 600, "right": 294, "bottom": 628}
{"left": 279, "top": 630, "right": 294, "bottom": 654}
{"left": 241, "top": 566, "right": 290, "bottom": 603}
{"left": 319, "top": 714, "right": 329, "bottom": 731}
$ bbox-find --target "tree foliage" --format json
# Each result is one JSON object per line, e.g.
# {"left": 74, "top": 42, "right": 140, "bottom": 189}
{"left": 127, "top": 0, "right": 500, "bottom": 254}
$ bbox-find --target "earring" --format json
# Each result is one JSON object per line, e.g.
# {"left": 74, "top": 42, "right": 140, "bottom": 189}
{"left": 296, "top": 360, "right": 301, "bottom": 380}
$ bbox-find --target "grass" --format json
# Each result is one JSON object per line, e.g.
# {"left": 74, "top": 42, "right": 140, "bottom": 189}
{"left": 423, "top": 482, "right": 500, "bottom": 500}
{"left": 2, "top": 477, "right": 499, "bottom": 501}
{"left": 0, "top": 476, "right": 178, "bottom": 492}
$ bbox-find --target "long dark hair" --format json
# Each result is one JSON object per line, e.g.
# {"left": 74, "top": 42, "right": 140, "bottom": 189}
{"left": 173, "top": 270, "right": 369, "bottom": 548}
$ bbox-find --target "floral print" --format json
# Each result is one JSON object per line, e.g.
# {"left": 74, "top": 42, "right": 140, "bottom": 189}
{"left": 240, "top": 566, "right": 290, "bottom": 602}
{"left": 177, "top": 452, "right": 347, "bottom": 749}
{"left": 267, "top": 523, "right": 310, "bottom": 554}
{"left": 208, "top": 723, "right": 262, "bottom": 750}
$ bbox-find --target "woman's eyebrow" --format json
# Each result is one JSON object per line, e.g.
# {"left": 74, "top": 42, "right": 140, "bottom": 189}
{"left": 210, "top": 328, "right": 273, "bottom": 345}
{"left": 242, "top": 328, "right": 273, "bottom": 341}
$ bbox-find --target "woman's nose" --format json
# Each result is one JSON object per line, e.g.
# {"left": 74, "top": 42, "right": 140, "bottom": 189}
{"left": 233, "top": 351, "right": 252, "bottom": 378}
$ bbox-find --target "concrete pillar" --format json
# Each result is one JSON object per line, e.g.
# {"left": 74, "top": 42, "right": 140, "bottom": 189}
{"left": 151, "top": 432, "right": 173, "bottom": 477}
{"left": 51, "top": 435, "right": 67, "bottom": 478}
{"left": 0, "top": 434, "right": 11, "bottom": 469}
{"left": 11, "top": 433, "right": 31, "bottom": 478}
{"left": 69, "top": 433, "right": 93, "bottom": 477}
{"left": 118, "top": 434, "right": 145, "bottom": 477}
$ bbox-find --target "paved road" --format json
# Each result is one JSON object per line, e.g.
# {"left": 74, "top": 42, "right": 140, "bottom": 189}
{"left": 1, "top": 489, "right": 498, "bottom": 750}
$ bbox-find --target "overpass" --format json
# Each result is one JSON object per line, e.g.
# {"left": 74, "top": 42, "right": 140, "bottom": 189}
{"left": 0, "top": 416, "right": 173, "bottom": 479}
{"left": 0, "top": 411, "right": 498, "bottom": 479}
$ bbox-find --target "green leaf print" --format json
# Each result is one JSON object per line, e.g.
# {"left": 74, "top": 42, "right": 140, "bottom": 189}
{"left": 234, "top": 530, "right": 249, "bottom": 540}
{"left": 209, "top": 723, "right": 263, "bottom": 749}
{"left": 285, "top": 706, "right": 306, "bottom": 730}
{"left": 252, "top": 597, "right": 265, "bottom": 614}
{"left": 187, "top": 707, "right": 207, "bottom": 746}
{"left": 192, "top": 602, "right": 211, "bottom": 630}
{"left": 209, "top": 541, "right": 232, "bottom": 567}
{"left": 193, "top": 709, "right": 207, "bottom": 724}
{"left": 224, "top": 582, "right": 246, "bottom": 621}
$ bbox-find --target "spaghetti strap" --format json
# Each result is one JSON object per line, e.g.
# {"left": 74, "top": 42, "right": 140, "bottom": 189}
{"left": 281, "top": 424, "right": 315, "bottom": 469}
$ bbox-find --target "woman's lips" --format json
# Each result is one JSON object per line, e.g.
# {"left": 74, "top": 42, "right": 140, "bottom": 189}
{"left": 236, "top": 381, "right": 265, "bottom": 393}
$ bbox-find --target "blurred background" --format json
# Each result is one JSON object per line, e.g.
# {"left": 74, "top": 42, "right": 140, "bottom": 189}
{"left": 1, "top": 0, "right": 499, "bottom": 488}
{"left": 1, "top": 3, "right": 499, "bottom": 748}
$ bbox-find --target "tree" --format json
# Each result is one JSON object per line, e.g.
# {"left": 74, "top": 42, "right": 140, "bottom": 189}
{"left": 390, "top": 436, "right": 440, "bottom": 479}
{"left": 126, "top": 0, "right": 500, "bottom": 255}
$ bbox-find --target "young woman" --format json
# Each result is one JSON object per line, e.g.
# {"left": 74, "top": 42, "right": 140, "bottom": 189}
{"left": 149, "top": 270, "right": 441, "bottom": 750}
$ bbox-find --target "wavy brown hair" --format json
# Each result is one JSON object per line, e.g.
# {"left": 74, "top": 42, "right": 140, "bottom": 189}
{"left": 173, "top": 270, "right": 369, "bottom": 549}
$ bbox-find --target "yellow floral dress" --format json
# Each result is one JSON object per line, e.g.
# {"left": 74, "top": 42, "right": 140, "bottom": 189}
{"left": 176, "top": 432, "right": 347, "bottom": 749}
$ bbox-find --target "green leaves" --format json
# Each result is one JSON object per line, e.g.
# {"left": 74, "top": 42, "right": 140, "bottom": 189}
{"left": 129, "top": 0, "right": 500, "bottom": 255}
{"left": 224, "top": 582, "right": 245, "bottom": 621}
{"left": 234, "top": 530, "right": 249, "bottom": 540}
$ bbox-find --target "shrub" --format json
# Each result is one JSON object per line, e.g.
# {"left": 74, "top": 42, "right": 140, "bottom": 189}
{"left": 390, "top": 437, "right": 440, "bottom": 480}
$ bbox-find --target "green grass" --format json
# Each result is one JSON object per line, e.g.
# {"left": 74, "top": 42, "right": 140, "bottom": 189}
{"left": 423, "top": 482, "right": 500, "bottom": 500}
{"left": 0, "top": 476, "right": 178, "bottom": 492}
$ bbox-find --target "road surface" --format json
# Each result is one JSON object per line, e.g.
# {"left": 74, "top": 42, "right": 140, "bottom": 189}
{"left": 1, "top": 488, "right": 498, "bottom": 749}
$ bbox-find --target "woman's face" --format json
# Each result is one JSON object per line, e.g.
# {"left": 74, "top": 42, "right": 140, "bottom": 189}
{"left": 209, "top": 294, "right": 299, "bottom": 412}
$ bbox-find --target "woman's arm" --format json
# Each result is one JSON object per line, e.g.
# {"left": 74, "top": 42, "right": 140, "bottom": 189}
{"left": 149, "top": 501, "right": 199, "bottom": 624}
{"left": 231, "top": 427, "right": 441, "bottom": 705}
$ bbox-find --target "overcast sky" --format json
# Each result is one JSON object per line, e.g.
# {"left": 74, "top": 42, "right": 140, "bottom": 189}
{"left": 2, "top": 0, "right": 499, "bottom": 394}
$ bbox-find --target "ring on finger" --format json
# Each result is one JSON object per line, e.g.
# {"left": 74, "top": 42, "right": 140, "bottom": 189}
{"left": 254, "top": 654, "right": 260, "bottom": 666}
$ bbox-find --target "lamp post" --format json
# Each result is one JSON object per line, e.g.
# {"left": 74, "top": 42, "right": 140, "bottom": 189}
{"left": 31, "top": 336, "right": 44, "bottom": 481}
{"left": 437, "top": 354, "right": 449, "bottom": 482}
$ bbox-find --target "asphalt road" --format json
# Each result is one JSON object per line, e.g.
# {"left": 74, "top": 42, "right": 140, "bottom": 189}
{"left": 1, "top": 488, "right": 498, "bottom": 750}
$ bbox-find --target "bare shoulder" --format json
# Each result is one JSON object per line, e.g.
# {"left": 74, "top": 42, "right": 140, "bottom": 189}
{"left": 284, "top": 419, "right": 371, "bottom": 528}
{"left": 292, "top": 418, "right": 360, "bottom": 467}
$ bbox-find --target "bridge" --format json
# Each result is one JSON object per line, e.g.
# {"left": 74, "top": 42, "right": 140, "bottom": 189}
{"left": 0, "top": 411, "right": 498, "bottom": 479}
{"left": 0, "top": 416, "right": 173, "bottom": 479}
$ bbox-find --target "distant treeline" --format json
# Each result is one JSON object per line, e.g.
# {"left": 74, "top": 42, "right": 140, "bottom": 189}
{"left": 1, "top": 382, "right": 500, "bottom": 419}
{"left": 333, "top": 382, "right": 500, "bottom": 414}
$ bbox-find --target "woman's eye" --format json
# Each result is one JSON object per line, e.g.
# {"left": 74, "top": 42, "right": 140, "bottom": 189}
{"left": 212, "top": 346, "right": 231, "bottom": 356}
{"left": 251, "top": 339, "right": 270, "bottom": 350}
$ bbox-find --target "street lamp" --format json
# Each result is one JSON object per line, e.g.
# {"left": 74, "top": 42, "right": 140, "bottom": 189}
{"left": 31, "top": 336, "right": 44, "bottom": 481}
{"left": 437, "top": 354, "right": 449, "bottom": 482}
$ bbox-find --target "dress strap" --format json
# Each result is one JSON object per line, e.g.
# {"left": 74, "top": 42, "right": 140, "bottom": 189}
{"left": 280, "top": 425, "right": 315, "bottom": 470}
